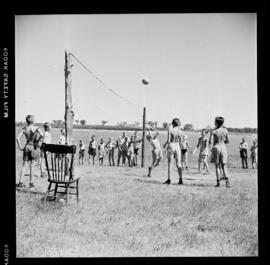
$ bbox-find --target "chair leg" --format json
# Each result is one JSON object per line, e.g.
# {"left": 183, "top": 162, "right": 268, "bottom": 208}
{"left": 54, "top": 183, "right": 58, "bottom": 200}
{"left": 43, "top": 182, "right": 52, "bottom": 206}
{"left": 76, "top": 179, "right": 79, "bottom": 203}
{"left": 66, "top": 183, "right": 69, "bottom": 204}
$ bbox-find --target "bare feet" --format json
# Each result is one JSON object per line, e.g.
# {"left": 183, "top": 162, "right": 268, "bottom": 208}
{"left": 163, "top": 179, "right": 171, "bottom": 184}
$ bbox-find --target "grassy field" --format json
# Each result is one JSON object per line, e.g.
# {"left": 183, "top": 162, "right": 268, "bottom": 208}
{"left": 15, "top": 127, "right": 258, "bottom": 257}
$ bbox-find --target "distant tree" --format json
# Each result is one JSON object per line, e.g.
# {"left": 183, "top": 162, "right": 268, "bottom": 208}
{"left": 183, "top": 124, "right": 194, "bottom": 131}
{"left": 117, "top": 121, "right": 128, "bottom": 127}
{"left": 134, "top": 121, "right": 140, "bottom": 127}
{"left": 226, "top": 127, "right": 257, "bottom": 134}
{"left": 75, "top": 120, "right": 79, "bottom": 125}
{"left": 16, "top": 121, "right": 25, "bottom": 126}
{"left": 205, "top": 125, "right": 212, "bottom": 133}
{"left": 80, "top": 120, "right": 86, "bottom": 126}
{"left": 162, "top": 122, "right": 168, "bottom": 128}
{"left": 147, "top": 121, "right": 155, "bottom": 127}
{"left": 153, "top": 121, "right": 158, "bottom": 128}
{"left": 101, "top": 120, "right": 108, "bottom": 126}
{"left": 52, "top": 120, "right": 63, "bottom": 127}
{"left": 243, "top": 127, "right": 257, "bottom": 134}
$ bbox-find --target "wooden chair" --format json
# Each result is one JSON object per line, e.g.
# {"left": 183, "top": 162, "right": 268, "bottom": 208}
{"left": 42, "top": 143, "right": 79, "bottom": 204}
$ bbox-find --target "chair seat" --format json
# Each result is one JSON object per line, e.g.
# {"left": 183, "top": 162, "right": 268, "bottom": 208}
{"left": 48, "top": 177, "right": 80, "bottom": 184}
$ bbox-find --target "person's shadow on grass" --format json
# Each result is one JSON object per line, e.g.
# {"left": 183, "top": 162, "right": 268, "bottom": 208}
{"left": 135, "top": 177, "right": 162, "bottom": 185}
{"left": 171, "top": 182, "right": 214, "bottom": 187}
{"left": 136, "top": 176, "right": 214, "bottom": 187}
{"left": 16, "top": 186, "right": 46, "bottom": 195}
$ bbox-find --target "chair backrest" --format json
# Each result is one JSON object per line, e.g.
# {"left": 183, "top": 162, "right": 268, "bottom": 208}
{"left": 42, "top": 143, "right": 76, "bottom": 182}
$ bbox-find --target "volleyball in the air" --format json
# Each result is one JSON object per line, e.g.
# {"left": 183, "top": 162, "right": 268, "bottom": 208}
{"left": 142, "top": 77, "right": 149, "bottom": 85}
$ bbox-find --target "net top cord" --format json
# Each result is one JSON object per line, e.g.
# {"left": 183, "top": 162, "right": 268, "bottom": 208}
{"left": 69, "top": 52, "right": 139, "bottom": 109}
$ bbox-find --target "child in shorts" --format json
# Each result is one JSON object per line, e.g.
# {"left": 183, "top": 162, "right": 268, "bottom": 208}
{"left": 146, "top": 126, "right": 163, "bottom": 177}
{"left": 180, "top": 134, "right": 190, "bottom": 170}
{"left": 39, "top": 122, "right": 52, "bottom": 177}
{"left": 133, "top": 131, "right": 142, "bottom": 166}
{"left": 16, "top": 115, "right": 43, "bottom": 188}
{"left": 116, "top": 132, "right": 128, "bottom": 166}
{"left": 193, "top": 129, "right": 210, "bottom": 174}
{"left": 98, "top": 138, "right": 106, "bottom": 165}
{"left": 127, "top": 136, "right": 136, "bottom": 167}
{"left": 79, "top": 139, "right": 86, "bottom": 165}
{"left": 209, "top": 116, "right": 230, "bottom": 187}
{"left": 88, "top": 135, "right": 97, "bottom": 165}
{"left": 121, "top": 137, "right": 129, "bottom": 166}
{"left": 250, "top": 139, "right": 258, "bottom": 169}
{"left": 58, "top": 129, "right": 66, "bottom": 145}
{"left": 163, "top": 118, "right": 184, "bottom": 184}
{"left": 239, "top": 137, "right": 249, "bottom": 169}
{"left": 106, "top": 137, "right": 116, "bottom": 166}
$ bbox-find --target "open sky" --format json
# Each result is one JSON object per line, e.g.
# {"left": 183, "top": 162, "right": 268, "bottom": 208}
{"left": 15, "top": 13, "right": 257, "bottom": 129}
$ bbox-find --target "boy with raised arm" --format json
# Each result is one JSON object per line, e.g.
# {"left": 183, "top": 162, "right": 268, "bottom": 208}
{"left": 209, "top": 116, "right": 230, "bottom": 187}
{"left": 146, "top": 126, "right": 163, "bottom": 177}
{"left": 163, "top": 118, "right": 184, "bottom": 185}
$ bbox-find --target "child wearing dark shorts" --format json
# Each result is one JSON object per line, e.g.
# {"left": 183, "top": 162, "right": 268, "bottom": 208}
{"left": 239, "top": 137, "right": 248, "bottom": 169}
{"left": 16, "top": 115, "right": 43, "bottom": 188}
{"left": 88, "top": 135, "right": 97, "bottom": 165}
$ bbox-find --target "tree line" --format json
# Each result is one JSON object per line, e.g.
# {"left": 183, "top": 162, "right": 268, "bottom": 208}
{"left": 15, "top": 120, "right": 257, "bottom": 134}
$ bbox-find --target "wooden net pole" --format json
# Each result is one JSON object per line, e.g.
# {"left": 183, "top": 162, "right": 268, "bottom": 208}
{"left": 64, "top": 50, "right": 74, "bottom": 145}
{"left": 141, "top": 106, "right": 146, "bottom": 167}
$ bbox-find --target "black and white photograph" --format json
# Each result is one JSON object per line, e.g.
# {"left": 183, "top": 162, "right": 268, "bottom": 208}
{"left": 1, "top": 5, "right": 266, "bottom": 261}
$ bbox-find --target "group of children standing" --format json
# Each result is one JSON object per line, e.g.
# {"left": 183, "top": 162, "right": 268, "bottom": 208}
{"left": 239, "top": 137, "right": 258, "bottom": 169}
{"left": 78, "top": 131, "right": 142, "bottom": 167}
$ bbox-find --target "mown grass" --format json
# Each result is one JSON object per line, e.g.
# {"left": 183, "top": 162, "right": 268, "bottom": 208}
{"left": 15, "top": 127, "right": 258, "bottom": 257}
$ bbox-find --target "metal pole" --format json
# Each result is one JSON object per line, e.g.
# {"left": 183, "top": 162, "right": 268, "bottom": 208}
{"left": 141, "top": 106, "right": 146, "bottom": 167}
